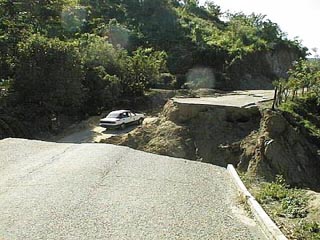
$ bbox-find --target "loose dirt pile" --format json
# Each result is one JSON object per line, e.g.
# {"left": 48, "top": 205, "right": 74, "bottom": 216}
{"left": 104, "top": 116, "right": 196, "bottom": 160}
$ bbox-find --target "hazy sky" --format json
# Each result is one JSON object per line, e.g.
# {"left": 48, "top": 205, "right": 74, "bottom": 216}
{"left": 200, "top": 0, "right": 320, "bottom": 56}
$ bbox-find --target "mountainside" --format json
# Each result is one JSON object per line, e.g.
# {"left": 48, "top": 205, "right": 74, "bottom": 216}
{"left": 0, "top": 0, "right": 307, "bottom": 137}
{"left": 238, "top": 109, "right": 320, "bottom": 190}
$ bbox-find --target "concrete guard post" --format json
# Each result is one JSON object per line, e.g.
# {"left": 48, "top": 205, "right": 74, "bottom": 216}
{"left": 227, "top": 164, "right": 288, "bottom": 240}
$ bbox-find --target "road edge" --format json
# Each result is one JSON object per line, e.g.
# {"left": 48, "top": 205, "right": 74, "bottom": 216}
{"left": 227, "top": 164, "right": 288, "bottom": 240}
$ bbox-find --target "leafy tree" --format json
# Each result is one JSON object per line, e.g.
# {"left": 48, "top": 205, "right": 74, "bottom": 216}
{"left": 122, "top": 47, "right": 168, "bottom": 96}
{"left": 204, "top": 1, "right": 221, "bottom": 18}
{"left": 79, "top": 34, "right": 167, "bottom": 110}
{"left": 61, "top": 5, "right": 88, "bottom": 37}
{"left": 94, "top": 19, "right": 132, "bottom": 49}
{"left": 82, "top": 66, "right": 121, "bottom": 114}
{"left": 274, "top": 59, "right": 320, "bottom": 107}
{"left": 79, "top": 33, "right": 120, "bottom": 73}
{"left": 79, "top": 0, "right": 126, "bottom": 24}
{"left": 0, "top": 0, "right": 34, "bottom": 80}
{"left": 10, "top": 34, "right": 84, "bottom": 117}
{"left": 79, "top": 34, "right": 122, "bottom": 114}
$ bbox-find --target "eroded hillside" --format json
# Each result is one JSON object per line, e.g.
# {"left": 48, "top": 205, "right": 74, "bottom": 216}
{"left": 103, "top": 91, "right": 320, "bottom": 190}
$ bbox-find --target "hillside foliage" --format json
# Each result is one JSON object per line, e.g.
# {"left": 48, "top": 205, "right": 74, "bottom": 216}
{"left": 0, "top": 0, "right": 308, "bottom": 136}
{"left": 273, "top": 59, "right": 320, "bottom": 139}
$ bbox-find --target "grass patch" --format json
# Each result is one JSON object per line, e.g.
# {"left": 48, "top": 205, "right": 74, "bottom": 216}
{"left": 256, "top": 176, "right": 308, "bottom": 219}
{"left": 239, "top": 173, "right": 320, "bottom": 239}
{"left": 295, "top": 221, "right": 320, "bottom": 240}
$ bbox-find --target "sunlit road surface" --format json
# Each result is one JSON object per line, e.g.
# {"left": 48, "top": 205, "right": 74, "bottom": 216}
{"left": 56, "top": 117, "right": 158, "bottom": 144}
{"left": 0, "top": 138, "right": 267, "bottom": 240}
{"left": 173, "top": 90, "right": 275, "bottom": 108}
{"left": 57, "top": 125, "right": 134, "bottom": 143}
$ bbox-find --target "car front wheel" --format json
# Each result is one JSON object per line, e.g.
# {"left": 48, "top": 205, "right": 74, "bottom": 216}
{"left": 120, "top": 123, "right": 126, "bottom": 130}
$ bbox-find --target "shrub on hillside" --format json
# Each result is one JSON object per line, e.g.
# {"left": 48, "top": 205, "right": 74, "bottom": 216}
{"left": 9, "top": 34, "right": 84, "bottom": 122}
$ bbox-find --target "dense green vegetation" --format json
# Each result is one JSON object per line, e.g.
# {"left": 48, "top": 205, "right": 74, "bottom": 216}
{"left": 0, "top": 0, "right": 307, "bottom": 137}
{"left": 274, "top": 59, "right": 320, "bottom": 140}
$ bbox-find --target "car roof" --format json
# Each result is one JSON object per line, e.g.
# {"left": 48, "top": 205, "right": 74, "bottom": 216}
{"left": 109, "top": 110, "right": 130, "bottom": 114}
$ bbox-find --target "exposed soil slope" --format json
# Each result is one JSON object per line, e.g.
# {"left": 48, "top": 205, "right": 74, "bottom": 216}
{"left": 103, "top": 93, "right": 320, "bottom": 190}
{"left": 238, "top": 109, "right": 320, "bottom": 190}
{"left": 104, "top": 116, "right": 196, "bottom": 160}
{"left": 103, "top": 93, "right": 263, "bottom": 167}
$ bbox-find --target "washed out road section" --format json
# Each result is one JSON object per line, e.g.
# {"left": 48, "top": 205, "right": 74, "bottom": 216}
{"left": 173, "top": 90, "right": 275, "bottom": 108}
{"left": 0, "top": 138, "right": 266, "bottom": 239}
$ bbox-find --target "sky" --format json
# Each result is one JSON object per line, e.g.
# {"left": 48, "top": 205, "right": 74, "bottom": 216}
{"left": 199, "top": 0, "right": 320, "bottom": 57}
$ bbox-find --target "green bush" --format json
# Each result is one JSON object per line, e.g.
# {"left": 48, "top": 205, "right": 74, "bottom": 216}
{"left": 121, "top": 47, "right": 167, "bottom": 96}
{"left": 295, "top": 221, "right": 320, "bottom": 240}
{"left": 280, "top": 95, "right": 320, "bottom": 138}
{"left": 256, "top": 175, "right": 308, "bottom": 219}
{"left": 256, "top": 175, "right": 289, "bottom": 203}
{"left": 157, "top": 73, "right": 176, "bottom": 89}
{"left": 79, "top": 34, "right": 123, "bottom": 114}
{"left": 10, "top": 34, "right": 84, "bottom": 117}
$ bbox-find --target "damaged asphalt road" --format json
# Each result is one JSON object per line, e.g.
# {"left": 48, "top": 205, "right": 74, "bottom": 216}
{"left": 0, "top": 138, "right": 266, "bottom": 239}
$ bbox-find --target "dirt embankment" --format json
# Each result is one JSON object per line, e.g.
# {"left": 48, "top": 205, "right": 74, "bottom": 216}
{"left": 102, "top": 111, "right": 196, "bottom": 160}
{"left": 104, "top": 95, "right": 320, "bottom": 190}
{"left": 238, "top": 110, "right": 320, "bottom": 190}
{"left": 104, "top": 98, "right": 261, "bottom": 166}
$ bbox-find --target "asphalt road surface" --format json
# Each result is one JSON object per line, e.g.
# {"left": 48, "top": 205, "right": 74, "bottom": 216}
{"left": 0, "top": 138, "right": 267, "bottom": 240}
{"left": 173, "top": 90, "right": 275, "bottom": 108}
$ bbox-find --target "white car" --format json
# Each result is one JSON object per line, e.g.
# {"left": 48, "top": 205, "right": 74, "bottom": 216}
{"left": 99, "top": 110, "right": 144, "bottom": 129}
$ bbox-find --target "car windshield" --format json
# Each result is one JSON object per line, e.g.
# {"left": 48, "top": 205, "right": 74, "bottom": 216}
{"left": 106, "top": 112, "right": 121, "bottom": 118}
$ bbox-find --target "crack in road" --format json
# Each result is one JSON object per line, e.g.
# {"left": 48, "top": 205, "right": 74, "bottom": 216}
{"left": 53, "top": 148, "right": 131, "bottom": 219}
{"left": 0, "top": 139, "right": 268, "bottom": 239}
{"left": 25, "top": 145, "right": 75, "bottom": 176}
{"left": 0, "top": 145, "right": 75, "bottom": 196}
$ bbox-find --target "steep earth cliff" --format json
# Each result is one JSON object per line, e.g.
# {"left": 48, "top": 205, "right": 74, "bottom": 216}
{"left": 226, "top": 46, "right": 302, "bottom": 90}
{"left": 237, "top": 109, "right": 320, "bottom": 189}
{"left": 104, "top": 97, "right": 320, "bottom": 190}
